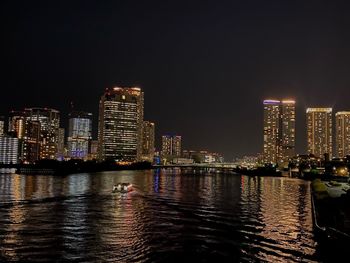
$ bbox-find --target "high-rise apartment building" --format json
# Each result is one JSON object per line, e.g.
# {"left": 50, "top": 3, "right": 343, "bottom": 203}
{"left": 280, "top": 100, "right": 296, "bottom": 162}
{"left": 306, "top": 108, "right": 332, "bottom": 158}
{"left": 98, "top": 87, "right": 144, "bottom": 162}
{"left": 68, "top": 111, "right": 92, "bottom": 159}
{"left": 141, "top": 121, "right": 155, "bottom": 162}
{"left": 263, "top": 100, "right": 280, "bottom": 164}
{"left": 25, "top": 108, "right": 60, "bottom": 160}
{"left": 161, "top": 135, "right": 182, "bottom": 157}
{"left": 263, "top": 100, "right": 295, "bottom": 164}
{"left": 335, "top": 111, "right": 350, "bottom": 158}
{"left": 0, "top": 116, "right": 4, "bottom": 136}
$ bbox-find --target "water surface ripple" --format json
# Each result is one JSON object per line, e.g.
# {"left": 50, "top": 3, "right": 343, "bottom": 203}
{"left": 0, "top": 170, "right": 320, "bottom": 262}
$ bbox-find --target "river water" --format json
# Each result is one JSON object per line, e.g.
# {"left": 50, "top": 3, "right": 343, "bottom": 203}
{"left": 0, "top": 169, "right": 322, "bottom": 262}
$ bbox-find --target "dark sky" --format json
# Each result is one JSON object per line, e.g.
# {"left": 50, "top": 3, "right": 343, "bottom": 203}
{"left": 1, "top": 0, "right": 350, "bottom": 160}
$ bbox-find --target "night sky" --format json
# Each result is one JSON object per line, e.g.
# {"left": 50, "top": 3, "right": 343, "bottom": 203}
{"left": 1, "top": 0, "right": 350, "bottom": 160}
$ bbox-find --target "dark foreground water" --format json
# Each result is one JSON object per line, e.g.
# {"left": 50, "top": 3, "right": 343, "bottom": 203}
{"left": 0, "top": 169, "right": 322, "bottom": 262}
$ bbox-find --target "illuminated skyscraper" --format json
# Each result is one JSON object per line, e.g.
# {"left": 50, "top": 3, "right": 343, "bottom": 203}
{"left": 335, "top": 111, "right": 350, "bottom": 157}
{"left": 280, "top": 100, "right": 296, "bottom": 162}
{"left": 141, "top": 121, "right": 155, "bottom": 162}
{"left": 263, "top": 99, "right": 295, "bottom": 164}
{"left": 0, "top": 116, "right": 4, "bottom": 136}
{"left": 98, "top": 87, "right": 144, "bottom": 162}
{"left": 68, "top": 111, "right": 92, "bottom": 159}
{"left": 161, "top": 135, "right": 182, "bottom": 157}
{"left": 263, "top": 100, "right": 280, "bottom": 164}
{"left": 306, "top": 108, "right": 332, "bottom": 158}
{"left": 25, "top": 108, "right": 60, "bottom": 160}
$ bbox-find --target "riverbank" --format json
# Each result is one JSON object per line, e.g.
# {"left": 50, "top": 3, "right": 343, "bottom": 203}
{"left": 0, "top": 160, "right": 153, "bottom": 175}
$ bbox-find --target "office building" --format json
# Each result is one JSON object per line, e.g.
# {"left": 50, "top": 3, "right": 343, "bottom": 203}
{"left": 0, "top": 135, "right": 19, "bottom": 164}
{"left": 25, "top": 108, "right": 60, "bottom": 160}
{"left": 22, "top": 120, "right": 41, "bottom": 163}
{"left": 161, "top": 135, "right": 182, "bottom": 157}
{"left": 98, "top": 87, "right": 144, "bottom": 162}
{"left": 141, "top": 121, "right": 155, "bottom": 162}
{"left": 336, "top": 111, "right": 350, "bottom": 158}
{"left": 263, "top": 99, "right": 296, "bottom": 164}
{"left": 306, "top": 108, "right": 332, "bottom": 158}
{"left": 68, "top": 111, "right": 92, "bottom": 159}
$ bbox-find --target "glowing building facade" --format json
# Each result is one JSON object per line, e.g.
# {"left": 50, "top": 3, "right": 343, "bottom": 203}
{"left": 263, "top": 100, "right": 295, "bottom": 164}
{"left": 22, "top": 120, "right": 41, "bottom": 163}
{"left": 263, "top": 100, "right": 280, "bottom": 164}
{"left": 68, "top": 111, "right": 92, "bottom": 159}
{"left": 98, "top": 87, "right": 144, "bottom": 162}
{"left": 141, "top": 121, "right": 155, "bottom": 162}
{"left": 25, "top": 108, "right": 60, "bottom": 160}
{"left": 161, "top": 135, "right": 182, "bottom": 157}
{"left": 280, "top": 101, "right": 296, "bottom": 162}
{"left": 8, "top": 111, "right": 26, "bottom": 139}
{"left": 306, "top": 108, "right": 332, "bottom": 158}
{"left": 8, "top": 111, "right": 41, "bottom": 163}
{"left": 335, "top": 111, "right": 350, "bottom": 158}
{"left": 88, "top": 140, "right": 98, "bottom": 160}
{"left": 0, "top": 136, "right": 19, "bottom": 164}
{"left": 0, "top": 116, "right": 4, "bottom": 136}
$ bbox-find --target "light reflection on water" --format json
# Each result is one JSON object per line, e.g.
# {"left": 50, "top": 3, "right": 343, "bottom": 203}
{"left": 0, "top": 170, "right": 320, "bottom": 262}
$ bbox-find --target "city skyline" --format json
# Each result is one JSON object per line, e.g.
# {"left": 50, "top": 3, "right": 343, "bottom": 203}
{"left": 2, "top": 2, "right": 350, "bottom": 262}
{"left": 2, "top": 93, "right": 350, "bottom": 161}
{"left": 2, "top": 0, "right": 350, "bottom": 159}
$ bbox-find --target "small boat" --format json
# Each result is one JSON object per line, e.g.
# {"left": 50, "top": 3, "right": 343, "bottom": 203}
{"left": 112, "top": 183, "right": 133, "bottom": 193}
